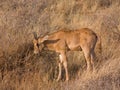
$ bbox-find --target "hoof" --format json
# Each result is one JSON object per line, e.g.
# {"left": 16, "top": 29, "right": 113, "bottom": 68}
{"left": 65, "top": 78, "right": 69, "bottom": 82}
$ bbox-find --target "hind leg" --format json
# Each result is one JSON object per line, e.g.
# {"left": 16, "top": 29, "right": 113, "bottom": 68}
{"left": 85, "top": 53, "right": 92, "bottom": 71}
{"left": 82, "top": 46, "right": 93, "bottom": 72}
{"left": 91, "top": 51, "right": 95, "bottom": 70}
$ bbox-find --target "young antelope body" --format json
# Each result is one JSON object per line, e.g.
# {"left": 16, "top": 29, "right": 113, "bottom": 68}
{"left": 33, "top": 28, "right": 98, "bottom": 81}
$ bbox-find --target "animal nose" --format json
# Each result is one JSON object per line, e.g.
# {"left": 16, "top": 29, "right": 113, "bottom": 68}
{"left": 34, "top": 51, "right": 39, "bottom": 54}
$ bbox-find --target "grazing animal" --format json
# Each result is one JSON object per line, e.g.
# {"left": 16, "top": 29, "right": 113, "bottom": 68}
{"left": 33, "top": 28, "right": 98, "bottom": 81}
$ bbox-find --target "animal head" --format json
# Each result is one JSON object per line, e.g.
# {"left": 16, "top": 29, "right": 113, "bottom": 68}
{"left": 33, "top": 32, "right": 48, "bottom": 54}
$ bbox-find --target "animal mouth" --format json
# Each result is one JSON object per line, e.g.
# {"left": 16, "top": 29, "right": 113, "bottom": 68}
{"left": 34, "top": 50, "right": 39, "bottom": 54}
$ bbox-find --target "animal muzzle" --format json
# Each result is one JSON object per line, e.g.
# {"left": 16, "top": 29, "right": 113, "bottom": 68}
{"left": 34, "top": 50, "right": 39, "bottom": 54}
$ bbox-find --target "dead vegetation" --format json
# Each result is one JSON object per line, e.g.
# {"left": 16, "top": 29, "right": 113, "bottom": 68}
{"left": 0, "top": 0, "right": 120, "bottom": 90}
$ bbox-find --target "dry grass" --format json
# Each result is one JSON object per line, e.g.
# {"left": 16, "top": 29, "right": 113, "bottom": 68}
{"left": 0, "top": 0, "right": 120, "bottom": 90}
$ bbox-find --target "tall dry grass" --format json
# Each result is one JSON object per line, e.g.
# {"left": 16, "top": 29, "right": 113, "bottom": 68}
{"left": 0, "top": 0, "right": 120, "bottom": 90}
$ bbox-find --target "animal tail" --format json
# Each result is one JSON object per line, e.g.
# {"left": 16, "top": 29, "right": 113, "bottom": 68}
{"left": 97, "top": 35, "right": 102, "bottom": 54}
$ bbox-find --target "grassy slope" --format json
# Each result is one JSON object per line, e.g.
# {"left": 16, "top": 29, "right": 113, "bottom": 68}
{"left": 0, "top": 0, "right": 120, "bottom": 90}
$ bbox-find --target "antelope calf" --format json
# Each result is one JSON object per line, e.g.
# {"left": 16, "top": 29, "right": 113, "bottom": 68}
{"left": 33, "top": 28, "right": 98, "bottom": 81}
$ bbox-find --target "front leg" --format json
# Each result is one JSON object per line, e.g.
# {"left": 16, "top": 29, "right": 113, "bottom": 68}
{"left": 63, "top": 56, "right": 69, "bottom": 81}
{"left": 56, "top": 61, "right": 62, "bottom": 81}
{"left": 57, "top": 52, "right": 69, "bottom": 81}
{"left": 60, "top": 52, "right": 69, "bottom": 81}
{"left": 56, "top": 54, "right": 63, "bottom": 81}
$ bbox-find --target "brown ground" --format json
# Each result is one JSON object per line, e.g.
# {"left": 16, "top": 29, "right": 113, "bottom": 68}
{"left": 0, "top": 0, "right": 120, "bottom": 90}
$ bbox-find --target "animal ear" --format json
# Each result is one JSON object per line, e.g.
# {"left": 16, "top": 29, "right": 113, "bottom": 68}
{"left": 33, "top": 32, "right": 38, "bottom": 40}
{"left": 43, "top": 35, "right": 49, "bottom": 41}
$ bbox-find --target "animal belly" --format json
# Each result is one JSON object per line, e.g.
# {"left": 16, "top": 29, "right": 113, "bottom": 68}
{"left": 68, "top": 45, "right": 82, "bottom": 51}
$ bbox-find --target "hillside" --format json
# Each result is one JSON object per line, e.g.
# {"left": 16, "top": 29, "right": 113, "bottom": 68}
{"left": 0, "top": 0, "right": 120, "bottom": 90}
